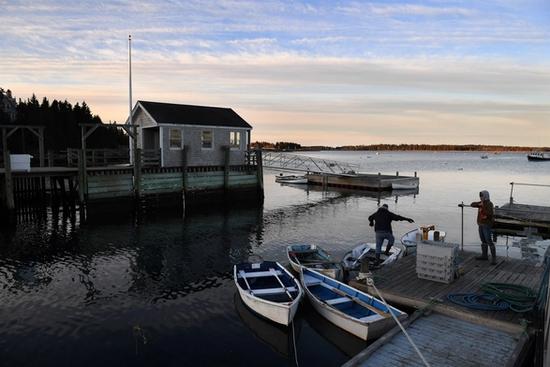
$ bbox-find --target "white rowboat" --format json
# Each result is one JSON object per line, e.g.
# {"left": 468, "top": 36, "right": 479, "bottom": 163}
{"left": 275, "top": 175, "right": 308, "bottom": 184}
{"left": 234, "top": 261, "right": 303, "bottom": 326}
{"left": 287, "top": 244, "right": 343, "bottom": 280}
{"left": 300, "top": 268, "right": 407, "bottom": 340}
{"left": 341, "top": 243, "right": 402, "bottom": 271}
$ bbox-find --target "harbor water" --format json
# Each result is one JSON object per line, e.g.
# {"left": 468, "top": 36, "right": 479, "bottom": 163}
{"left": 0, "top": 151, "right": 548, "bottom": 366}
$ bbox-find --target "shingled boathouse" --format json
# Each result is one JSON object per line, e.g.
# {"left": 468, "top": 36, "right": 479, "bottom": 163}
{"left": 0, "top": 100, "right": 263, "bottom": 216}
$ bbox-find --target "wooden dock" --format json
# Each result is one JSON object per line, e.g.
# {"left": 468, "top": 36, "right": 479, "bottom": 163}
{"left": 345, "top": 251, "right": 549, "bottom": 366}
{"left": 495, "top": 203, "right": 550, "bottom": 237}
{"left": 306, "top": 172, "right": 419, "bottom": 191}
{"left": 350, "top": 251, "right": 545, "bottom": 334}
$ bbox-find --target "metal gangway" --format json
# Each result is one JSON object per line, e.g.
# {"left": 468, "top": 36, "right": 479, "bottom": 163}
{"left": 262, "top": 151, "right": 360, "bottom": 175}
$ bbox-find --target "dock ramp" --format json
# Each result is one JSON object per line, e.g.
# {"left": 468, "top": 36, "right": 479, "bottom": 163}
{"left": 262, "top": 151, "right": 359, "bottom": 175}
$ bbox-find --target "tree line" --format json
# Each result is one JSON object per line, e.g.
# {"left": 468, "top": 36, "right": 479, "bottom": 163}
{"left": 251, "top": 141, "right": 547, "bottom": 152}
{"left": 0, "top": 94, "right": 128, "bottom": 153}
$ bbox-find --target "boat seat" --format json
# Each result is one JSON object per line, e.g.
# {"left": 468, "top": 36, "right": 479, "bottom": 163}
{"left": 359, "top": 314, "right": 382, "bottom": 322}
{"left": 325, "top": 297, "right": 352, "bottom": 305}
{"left": 252, "top": 286, "right": 297, "bottom": 295}
{"left": 238, "top": 270, "right": 283, "bottom": 278}
{"left": 303, "top": 274, "right": 322, "bottom": 286}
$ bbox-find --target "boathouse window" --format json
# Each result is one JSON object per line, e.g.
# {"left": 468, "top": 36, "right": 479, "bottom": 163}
{"left": 169, "top": 128, "right": 182, "bottom": 149}
{"left": 230, "top": 131, "right": 240, "bottom": 149}
{"left": 201, "top": 130, "right": 213, "bottom": 149}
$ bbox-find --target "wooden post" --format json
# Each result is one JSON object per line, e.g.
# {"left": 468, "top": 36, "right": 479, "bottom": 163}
{"left": 78, "top": 149, "right": 86, "bottom": 204}
{"left": 181, "top": 146, "right": 188, "bottom": 190}
{"left": 47, "top": 150, "right": 53, "bottom": 167}
{"left": 255, "top": 149, "right": 264, "bottom": 196}
{"left": 378, "top": 172, "right": 381, "bottom": 191}
{"left": 134, "top": 148, "right": 141, "bottom": 198}
{"left": 181, "top": 146, "right": 187, "bottom": 218}
{"left": 38, "top": 127, "right": 45, "bottom": 167}
{"left": 2, "top": 129, "right": 14, "bottom": 210}
{"left": 396, "top": 171, "right": 399, "bottom": 176}
{"left": 223, "top": 146, "right": 230, "bottom": 192}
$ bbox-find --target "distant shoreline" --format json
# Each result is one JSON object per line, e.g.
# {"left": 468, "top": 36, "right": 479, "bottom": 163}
{"left": 252, "top": 143, "right": 548, "bottom": 152}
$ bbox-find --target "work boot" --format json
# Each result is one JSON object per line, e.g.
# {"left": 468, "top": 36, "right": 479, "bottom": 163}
{"left": 489, "top": 244, "right": 497, "bottom": 265}
{"left": 384, "top": 244, "right": 392, "bottom": 256}
{"left": 475, "top": 243, "right": 489, "bottom": 260}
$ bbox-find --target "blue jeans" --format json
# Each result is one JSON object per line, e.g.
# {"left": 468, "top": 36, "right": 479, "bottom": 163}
{"left": 478, "top": 224, "right": 493, "bottom": 245}
{"left": 375, "top": 231, "right": 394, "bottom": 256}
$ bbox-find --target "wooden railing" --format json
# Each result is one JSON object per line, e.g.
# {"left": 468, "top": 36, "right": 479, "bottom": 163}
{"left": 141, "top": 149, "right": 160, "bottom": 167}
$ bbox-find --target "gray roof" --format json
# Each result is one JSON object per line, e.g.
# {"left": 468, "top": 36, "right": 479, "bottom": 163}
{"left": 138, "top": 101, "right": 252, "bottom": 129}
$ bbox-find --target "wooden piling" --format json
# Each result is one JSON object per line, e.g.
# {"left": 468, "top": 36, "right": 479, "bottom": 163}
{"left": 223, "top": 146, "right": 230, "bottom": 192}
{"left": 255, "top": 149, "right": 264, "bottom": 196}
{"left": 78, "top": 150, "right": 86, "bottom": 204}
{"left": 134, "top": 148, "right": 141, "bottom": 198}
{"left": 2, "top": 129, "right": 14, "bottom": 210}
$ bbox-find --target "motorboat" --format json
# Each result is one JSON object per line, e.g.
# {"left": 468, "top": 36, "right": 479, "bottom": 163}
{"left": 527, "top": 152, "right": 550, "bottom": 161}
{"left": 234, "top": 261, "right": 303, "bottom": 326}
{"left": 300, "top": 268, "right": 407, "bottom": 340}
{"left": 287, "top": 244, "right": 343, "bottom": 280}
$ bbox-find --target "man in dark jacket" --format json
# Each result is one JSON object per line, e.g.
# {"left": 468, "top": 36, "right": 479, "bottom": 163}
{"left": 470, "top": 190, "right": 496, "bottom": 264}
{"left": 368, "top": 204, "right": 414, "bottom": 262}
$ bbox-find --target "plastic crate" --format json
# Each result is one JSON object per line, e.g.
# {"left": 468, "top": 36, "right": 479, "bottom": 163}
{"left": 416, "top": 241, "right": 459, "bottom": 284}
{"left": 417, "top": 240, "right": 458, "bottom": 258}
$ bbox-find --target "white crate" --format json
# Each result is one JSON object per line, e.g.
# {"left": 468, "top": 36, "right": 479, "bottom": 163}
{"left": 10, "top": 154, "right": 33, "bottom": 172}
{"left": 417, "top": 241, "right": 458, "bottom": 258}
{"left": 416, "top": 241, "right": 459, "bottom": 283}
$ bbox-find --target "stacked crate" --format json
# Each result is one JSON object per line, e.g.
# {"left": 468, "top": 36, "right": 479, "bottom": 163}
{"left": 416, "top": 240, "right": 459, "bottom": 284}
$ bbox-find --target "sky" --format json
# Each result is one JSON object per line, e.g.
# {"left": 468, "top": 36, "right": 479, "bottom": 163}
{"left": 1, "top": 0, "right": 549, "bottom": 146}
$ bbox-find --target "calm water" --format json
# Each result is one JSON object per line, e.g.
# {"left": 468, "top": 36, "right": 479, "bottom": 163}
{"left": 0, "top": 151, "right": 548, "bottom": 366}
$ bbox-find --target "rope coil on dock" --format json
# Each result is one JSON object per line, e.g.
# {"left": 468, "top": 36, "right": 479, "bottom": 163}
{"left": 447, "top": 293, "right": 509, "bottom": 311}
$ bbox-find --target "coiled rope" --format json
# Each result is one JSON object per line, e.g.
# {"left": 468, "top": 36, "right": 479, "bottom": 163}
{"left": 480, "top": 283, "right": 537, "bottom": 313}
{"left": 447, "top": 283, "right": 537, "bottom": 313}
{"left": 447, "top": 293, "right": 509, "bottom": 311}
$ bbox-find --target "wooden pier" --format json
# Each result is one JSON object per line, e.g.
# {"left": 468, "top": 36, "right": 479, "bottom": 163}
{"left": 0, "top": 148, "right": 263, "bottom": 214}
{"left": 344, "top": 251, "right": 549, "bottom": 366}
{"left": 495, "top": 203, "right": 550, "bottom": 237}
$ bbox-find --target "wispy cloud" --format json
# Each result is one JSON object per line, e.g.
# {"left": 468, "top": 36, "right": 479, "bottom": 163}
{"left": 1, "top": 0, "right": 549, "bottom": 145}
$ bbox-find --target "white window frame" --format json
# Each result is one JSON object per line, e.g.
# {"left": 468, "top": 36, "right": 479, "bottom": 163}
{"left": 201, "top": 130, "right": 213, "bottom": 150}
{"left": 229, "top": 131, "right": 241, "bottom": 150}
{"left": 168, "top": 128, "right": 183, "bottom": 150}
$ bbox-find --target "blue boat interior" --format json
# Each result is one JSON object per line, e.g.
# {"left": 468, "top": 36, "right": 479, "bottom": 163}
{"left": 304, "top": 269, "right": 396, "bottom": 319}
{"left": 236, "top": 261, "right": 299, "bottom": 302}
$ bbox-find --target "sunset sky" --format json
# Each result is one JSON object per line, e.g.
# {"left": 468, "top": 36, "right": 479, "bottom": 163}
{"left": 1, "top": 0, "right": 549, "bottom": 146}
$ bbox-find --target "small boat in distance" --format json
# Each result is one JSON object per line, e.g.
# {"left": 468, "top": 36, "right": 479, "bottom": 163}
{"left": 234, "top": 261, "right": 303, "bottom": 326}
{"left": 341, "top": 243, "right": 402, "bottom": 271}
{"left": 275, "top": 174, "right": 308, "bottom": 184}
{"left": 300, "top": 268, "right": 407, "bottom": 340}
{"left": 527, "top": 152, "right": 550, "bottom": 161}
{"left": 480, "top": 154, "right": 489, "bottom": 159}
{"left": 287, "top": 244, "right": 343, "bottom": 280}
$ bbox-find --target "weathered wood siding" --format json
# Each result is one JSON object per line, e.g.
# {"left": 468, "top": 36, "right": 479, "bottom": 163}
{"left": 87, "top": 174, "right": 133, "bottom": 200}
{"left": 160, "top": 125, "right": 249, "bottom": 167}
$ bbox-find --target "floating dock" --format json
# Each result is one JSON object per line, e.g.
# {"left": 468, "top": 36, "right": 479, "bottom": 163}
{"left": 495, "top": 203, "right": 550, "bottom": 238}
{"left": 306, "top": 172, "right": 419, "bottom": 191}
{"left": 345, "top": 251, "right": 549, "bottom": 366}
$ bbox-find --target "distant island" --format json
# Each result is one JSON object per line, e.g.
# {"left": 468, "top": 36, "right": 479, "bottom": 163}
{"left": 251, "top": 141, "right": 548, "bottom": 152}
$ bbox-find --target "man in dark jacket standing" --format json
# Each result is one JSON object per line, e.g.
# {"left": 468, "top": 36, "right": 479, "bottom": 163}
{"left": 471, "top": 190, "right": 496, "bottom": 264}
{"left": 368, "top": 204, "right": 414, "bottom": 262}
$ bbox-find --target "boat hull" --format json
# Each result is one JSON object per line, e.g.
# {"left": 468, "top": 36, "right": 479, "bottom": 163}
{"left": 287, "top": 244, "right": 343, "bottom": 280}
{"left": 234, "top": 261, "right": 303, "bottom": 326}
{"left": 300, "top": 268, "right": 407, "bottom": 340}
